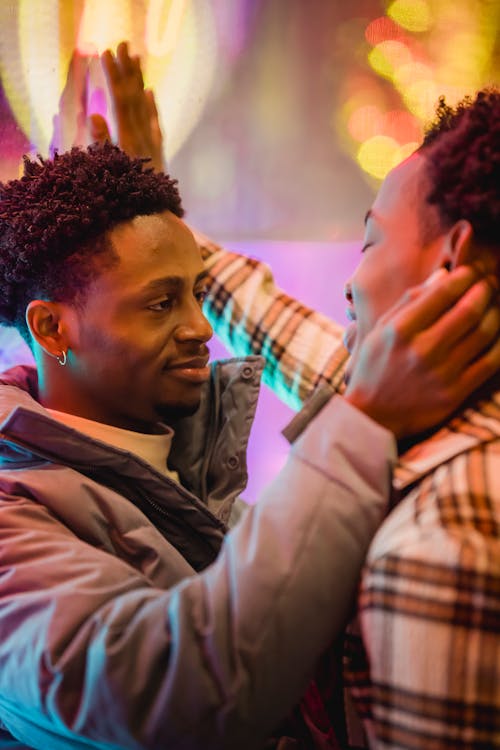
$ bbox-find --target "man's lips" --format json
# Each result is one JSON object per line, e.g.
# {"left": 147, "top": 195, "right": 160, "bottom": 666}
{"left": 168, "top": 356, "right": 210, "bottom": 370}
{"left": 164, "top": 356, "right": 211, "bottom": 383}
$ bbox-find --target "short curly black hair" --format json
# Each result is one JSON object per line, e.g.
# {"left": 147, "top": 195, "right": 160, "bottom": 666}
{"left": 0, "top": 142, "right": 185, "bottom": 343}
{"left": 420, "top": 88, "right": 499, "bottom": 245}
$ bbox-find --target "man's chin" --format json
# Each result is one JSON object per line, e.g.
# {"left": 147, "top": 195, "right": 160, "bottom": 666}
{"left": 156, "top": 401, "right": 201, "bottom": 422}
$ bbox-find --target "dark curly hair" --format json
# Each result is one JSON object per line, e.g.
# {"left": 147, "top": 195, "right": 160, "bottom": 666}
{"left": 0, "top": 142, "right": 185, "bottom": 343}
{"left": 420, "top": 88, "right": 499, "bottom": 245}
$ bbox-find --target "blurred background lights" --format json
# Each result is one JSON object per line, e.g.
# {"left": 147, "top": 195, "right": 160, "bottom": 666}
{"left": 0, "top": 0, "right": 217, "bottom": 160}
{"left": 146, "top": 0, "right": 188, "bottom": 57}
{"left": 392, "top": 61, "right": 433, "bottom": 90}
{"left": 0, "top": 0, "right": 498, "bottom": 219}
{"left": 356, "top": 135, "right": 400, "bottom": 179}
{"left": 347, "top": 105, "right": 384, "bottom": 141}
{"left": 387, "top": 0, "right": 433, "bottom": 33}
{"left": 403, "top": 79, "right": 441, "bottom": 119}
{"left": 368, "top": 40, "right": 413, "bottom": 80}
{"left": 383, "top": 110, "right": 420, "bottom": 142}
{"left": 365, "top": 15, "right": 405, "bottom": 45}
{"left": 339, "top": 0, "right": 499, "bottom": 182}
{"left": 77, "top": 0, "right": 133, "bottom": 53}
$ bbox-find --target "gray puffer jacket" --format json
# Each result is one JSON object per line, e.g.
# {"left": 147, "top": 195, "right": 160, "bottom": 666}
{"left": 0, "top": 358, "right": 395, "bottom": 750}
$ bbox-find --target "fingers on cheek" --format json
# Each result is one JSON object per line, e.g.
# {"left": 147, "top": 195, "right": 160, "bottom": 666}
{"left": 477, "top": 306, "right": 500, "bottom": 349}
{"left": 426, "top": 310, "right": 500, "bottom": 387}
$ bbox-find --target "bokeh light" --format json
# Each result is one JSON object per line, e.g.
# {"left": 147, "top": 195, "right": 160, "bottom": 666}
{"left": 365, "top": 16, "right": 404, "bottom": 46}
{"left": 387, "top": 0, "right": 433, "bottom": 33}
{"left": 0, "top": 0, "right": 218, "bottom": 160}
{"left": 356, "top": 135, "right": 399, "bottom": 179}
{"left": 347, "top": 105, "right": 384, "bottom": 141}
{"left": 338, "top": 0, "right": 499, "bottom": 183}
{"left": 368, "top": 40, "right": 413, "bottom": 80}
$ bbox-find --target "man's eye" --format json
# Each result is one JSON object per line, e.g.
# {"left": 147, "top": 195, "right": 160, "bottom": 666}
{"left": 148, "top": 298, "right": 172, "bottom": 312}
{"left": 361, "top": 242, "right": 373, "bottom": 254}
{"left": 196, "top": 289, "right": 208, "bottom": 305}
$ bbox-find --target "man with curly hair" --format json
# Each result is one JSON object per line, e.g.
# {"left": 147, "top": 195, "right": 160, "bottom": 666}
{"left": 1, "top": 138, "right": 494, "bottom": 750}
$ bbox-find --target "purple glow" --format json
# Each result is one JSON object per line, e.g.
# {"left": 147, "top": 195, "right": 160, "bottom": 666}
{"left": 209, "top": 239, "right": 360, "bottom": 505}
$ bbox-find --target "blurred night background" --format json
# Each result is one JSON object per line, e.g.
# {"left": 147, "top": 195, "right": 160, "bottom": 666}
{"left": 0, "top": 0, "right": 499, "bottom": 500}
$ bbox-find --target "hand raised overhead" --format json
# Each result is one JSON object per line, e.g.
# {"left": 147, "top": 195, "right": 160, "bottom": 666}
{"left": 50, "top": 41, "right": 166, "bottom": 173}
{"left": 97, "top": 41, "right": 165, "bottom": 172}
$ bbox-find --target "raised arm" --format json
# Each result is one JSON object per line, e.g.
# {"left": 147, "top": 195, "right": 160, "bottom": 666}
{"left": 193, "top": 228, "right": 348, "bottom": 408}
{"left": 0, "top": 390, "right": 394, "bottom": 750}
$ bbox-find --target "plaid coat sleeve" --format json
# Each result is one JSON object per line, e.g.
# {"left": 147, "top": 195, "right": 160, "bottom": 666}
{"left": 193, "top": 229, "right": 349, "bottom": 411}
{"left": 355, "top": 444, "right": 500, "bottom": 749}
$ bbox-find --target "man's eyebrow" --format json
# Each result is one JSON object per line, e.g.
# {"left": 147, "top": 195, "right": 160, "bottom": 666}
{"left": 140, "top": 270, "right": 209, "bottom": 294}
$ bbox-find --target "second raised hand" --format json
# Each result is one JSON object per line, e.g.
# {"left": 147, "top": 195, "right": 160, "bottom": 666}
{"left": 98, "top": 41, "right": 166, "bottom": 172}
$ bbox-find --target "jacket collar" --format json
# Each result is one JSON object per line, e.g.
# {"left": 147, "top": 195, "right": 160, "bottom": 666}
{"left": 0, "top": 359, "right": 264, "bottom": 565}
{"left": 394, "top": 386, "right": 500, "bottom": 492}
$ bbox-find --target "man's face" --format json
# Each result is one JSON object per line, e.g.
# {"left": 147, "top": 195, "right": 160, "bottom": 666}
{"left": 344, "top": 153, "right": 446, "bottom": 376}
{"left": 65, "top": 210, "right": 213, "bottom": 430}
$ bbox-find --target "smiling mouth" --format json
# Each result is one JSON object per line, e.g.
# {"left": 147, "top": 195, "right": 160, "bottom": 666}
{"left": 164, "top": 356, "right": 211, "bottom": 383}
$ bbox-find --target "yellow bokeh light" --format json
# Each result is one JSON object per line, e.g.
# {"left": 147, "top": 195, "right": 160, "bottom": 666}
{"left": 351, "top": 1, "right": 498, "bottom": 183}
{"left": 387, "top": 0, "right": 432, "bottom": 33}
{"left": 146, "top": 0, "right": 188, "bottom": 57}
{"left": 393, "top": 61, "right": 433, "bottom": 90}
{"left": 77, "top": 0, "right": 133, "bottom": 54}
{"left": 402, "top": 79, "right": 440, "bottom": 120}
{"left": 0, "top": 0, "right": 217, "bottom": 159}
{"left": 368, "top": 40, "right": 413, "bottom": 80}
{"left": 439, "top": 32, "right": 490, "bottom": 88}
{"left": 356, "top": 135, "right": 399, "bottom": 180}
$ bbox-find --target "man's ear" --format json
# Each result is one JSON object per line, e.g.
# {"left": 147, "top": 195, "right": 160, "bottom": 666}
{"left": 441, "top": 219, "right": 474, "bottom": 270}
{"left": 25, "top": 300, "right": 69, "bottom": 359}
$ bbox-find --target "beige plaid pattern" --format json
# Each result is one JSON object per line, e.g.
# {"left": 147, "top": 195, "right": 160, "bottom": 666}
{"left": 197, "top": 232, "right": 500, "bottom": 748}
{"left": 195, "top": 229, "right": 348, "bottom": 410}
{"left": 347, "top": 390, "right": 500, "bottom": 749}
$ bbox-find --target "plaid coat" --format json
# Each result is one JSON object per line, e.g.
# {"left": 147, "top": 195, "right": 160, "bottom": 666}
{"left": 198, "top": 231, "right": 500, "bottom": 749}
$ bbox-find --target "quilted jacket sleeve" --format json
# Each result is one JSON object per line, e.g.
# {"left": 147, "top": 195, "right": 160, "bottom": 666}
{"left": 0, "top": 397, "right": 395, "bottom": 750}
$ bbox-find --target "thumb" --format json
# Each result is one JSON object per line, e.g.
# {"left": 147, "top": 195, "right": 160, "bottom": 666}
{"left": 88, "top": 113, "right": 112, "bottom": 144}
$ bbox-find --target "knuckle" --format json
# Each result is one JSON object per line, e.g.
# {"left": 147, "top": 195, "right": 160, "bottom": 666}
{"left": 404, "top": 286, "right": 421, "bottom": 303}
{"left": 382, "top": 320, "right": 400, "bottom": 346}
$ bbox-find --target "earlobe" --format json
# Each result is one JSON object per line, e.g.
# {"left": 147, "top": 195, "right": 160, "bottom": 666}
{"left": 25, "top": 300, "right": 68, "bottom": 359}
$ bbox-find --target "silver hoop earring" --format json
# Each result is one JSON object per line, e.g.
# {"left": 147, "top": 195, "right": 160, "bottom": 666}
{"left": 56, "top": 350, "right": 67, "bottom": 367}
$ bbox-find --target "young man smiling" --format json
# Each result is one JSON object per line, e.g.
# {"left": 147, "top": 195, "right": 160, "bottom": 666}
{"left": 33, "top": 209, "right": 213, "bottom": 430}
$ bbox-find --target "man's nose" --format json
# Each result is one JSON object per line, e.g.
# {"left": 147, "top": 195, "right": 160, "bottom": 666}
{"left": 176, "top": 302, "right": 213, "bottom": 342}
